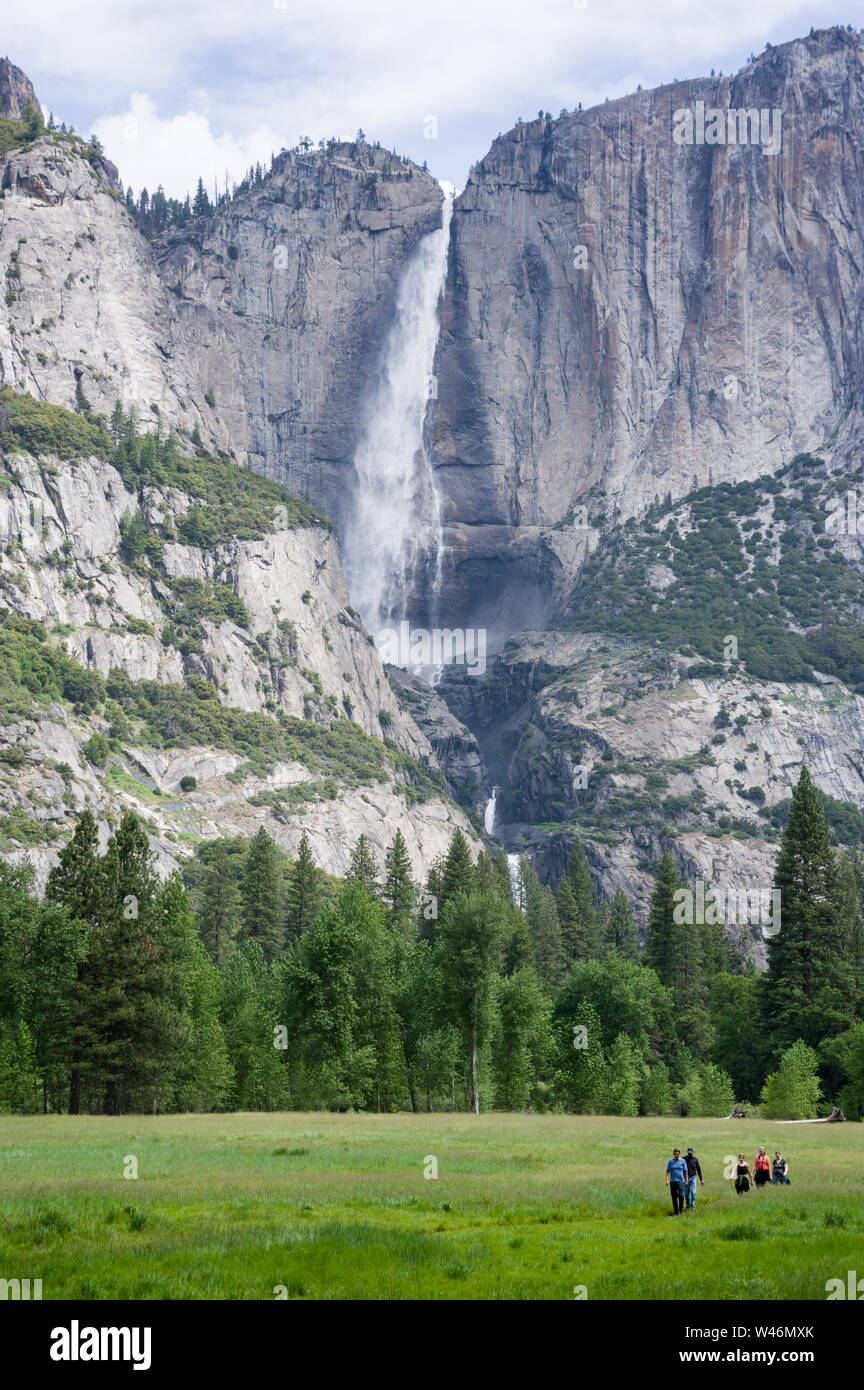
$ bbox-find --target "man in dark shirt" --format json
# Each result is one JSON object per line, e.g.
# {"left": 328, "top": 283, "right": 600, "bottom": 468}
{"left": 684, "top": 1147, "right": 704, "bottom": 1210}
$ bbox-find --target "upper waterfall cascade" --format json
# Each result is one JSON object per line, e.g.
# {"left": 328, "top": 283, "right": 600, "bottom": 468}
{"left": 343, "top": 190, "right": 453, "bottom": 640}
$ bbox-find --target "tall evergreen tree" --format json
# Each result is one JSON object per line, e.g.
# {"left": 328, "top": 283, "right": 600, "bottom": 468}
{"left": 199, "top": 840, "right": 241, "bottom": 968}
{"left": 644, "top": 851, "right": 702, "bottom": 1016}
{"left": 764, "top": 767, "right": 855, "bottom": 1053}
{"left": 556, "top": 840, "right": 603, "bottom": 961}
{"left": 46, "top": 810, "right": 103, "bottom": 1113}
{"left": 240, "top": 828, "right": 284, "bottom": 962}
{"left": 285, "top": 831, "right": 321, "bottom": 941}
{"left": 439, "top": 828, "right": 475, "bottom": 912}
{"left": 383, "top": 830, "right": 416, "bottom": 928}
{"left": 418, "top": 853, "right": 445, "bottom": 944}
{"left": 192, "top": 175, "right": 212, "bottom": 216}
{"left": 605, "top": 886, "right": 639, "bottom": 959}
{"left": 348, "top": 833, "right": 379, "bottom": 898}
{"left": 521, "top": 856, "right": 564, "bottom": 985}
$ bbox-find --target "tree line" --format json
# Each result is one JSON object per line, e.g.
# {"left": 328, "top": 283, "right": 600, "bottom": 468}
{"left": 0, "top": 768, "right": 862, "bottom": 1119}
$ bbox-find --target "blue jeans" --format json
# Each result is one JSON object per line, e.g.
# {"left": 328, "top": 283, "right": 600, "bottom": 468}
{"left": 686, "top": 1174, "right": 698, "bottom": 1208}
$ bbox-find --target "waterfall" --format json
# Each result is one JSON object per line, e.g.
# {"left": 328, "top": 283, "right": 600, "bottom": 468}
{"left": 507, "top": 852, "right": 523, "bottom": 911}
{"left": 484, "top": 788, "right": 497, "bottom": 835}
{"left": 343, "top": 190, "right": 453, "bottom": 639}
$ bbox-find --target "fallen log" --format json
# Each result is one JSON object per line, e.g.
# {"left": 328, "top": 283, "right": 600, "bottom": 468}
{"left": 777, "top": 1106, "right": 846, "bottom": 1124}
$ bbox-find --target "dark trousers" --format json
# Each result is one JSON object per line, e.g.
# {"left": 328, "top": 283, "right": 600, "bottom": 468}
{"left": 670, "top": 1180, "right": 685, "bottom": 1213}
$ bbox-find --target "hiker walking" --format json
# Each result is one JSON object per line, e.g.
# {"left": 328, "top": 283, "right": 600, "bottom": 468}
{"left": 734, "top": 1154, "right": 752, "bottom": 1194}
{"left": 684, "top": 1146, "right": 704, "bottom": 1210}
{"left": 754, "top": 1146, "right": 771, "bottom": 1187}
{"left": 772, "top": 1151, "right": 790, "bottom": 1185}
{"left": 665, "top": 1147, "right": 688, "bottom": 1215}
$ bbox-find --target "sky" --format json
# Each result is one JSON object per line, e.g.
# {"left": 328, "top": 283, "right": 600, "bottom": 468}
{"left": 3, "top": 0, "right": 862, "bottom": 200}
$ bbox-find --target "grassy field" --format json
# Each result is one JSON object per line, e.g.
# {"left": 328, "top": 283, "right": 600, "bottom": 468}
{"left": 0, "top": 1112, "right": 860, "bottom": 1300}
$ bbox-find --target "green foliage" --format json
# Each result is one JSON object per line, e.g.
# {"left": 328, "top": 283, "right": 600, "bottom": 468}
{"left": 0, "top": 103, "right": 44, "bottom": 157}
{"left": 0, "top": 613, "right": 103, "bottom": 719}
{"left": 0, "top": 385, "right": 112, "bottom": 460}
{"left": 82, "top": 732, "right": 109, "bottom": 767}
{"left": 764, "top": 767, "right": 857, "bottom": 1055}
{"left": 0, "top": 390, "right": 328, "bottom": 544}
{"left": 104, "top": 667, "right": 398, "bottom": 782}
{"left": 685, "top": 1062, "right": 737, "bottom": 1117}
{"left": 761, "top": 1040, "right": 823, "bottom": 1119}
{"left": 567, "top": 467, "right": 864, "bottom": 691}
{"left": 285, "top": 831, "right": 322, "bottom": 942}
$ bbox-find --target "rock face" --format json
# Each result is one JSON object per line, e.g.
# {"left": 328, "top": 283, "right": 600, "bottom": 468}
{"left": 0, "top": 138, "right": 228, "bottom": 448}
{"left": 0, "top": 58, "right": 38, "bottom": 119}
{"left": 154, "top": 144, "right": 443, "bottom": 529}
{"left": 0, "top": 448, "right": 478, "bottom": 879}
{"left": 388, "top": 664, "right": 488, "bottom": 812}
{"left": 428, "top": 27, "right": 864, "bottom": 623}
{"left": 4, "top": 32, "right": 864, "bottom": 919}
{"left": 450, "top": 627, "right": 864, "bottom": 955}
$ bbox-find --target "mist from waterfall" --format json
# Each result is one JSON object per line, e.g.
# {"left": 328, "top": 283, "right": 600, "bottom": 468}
{"left": 342, "top": 191, "right": 453, "bottom": 638}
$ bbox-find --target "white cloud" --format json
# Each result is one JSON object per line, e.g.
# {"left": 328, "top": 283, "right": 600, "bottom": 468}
{"left": 3, "top": 0, "right": 856, "bottom": 195}
{"left": 93, "top": 94, "right": 282, "bottom": 199}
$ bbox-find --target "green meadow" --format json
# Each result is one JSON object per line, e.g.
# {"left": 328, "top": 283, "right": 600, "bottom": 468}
{"left": 0, "top": 1113, "right": 860, "bottom": 1300}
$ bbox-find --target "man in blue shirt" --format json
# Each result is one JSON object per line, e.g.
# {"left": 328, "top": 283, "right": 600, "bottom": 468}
{"left": 665, "top": 1148, "right": 688, "bottom": 1215}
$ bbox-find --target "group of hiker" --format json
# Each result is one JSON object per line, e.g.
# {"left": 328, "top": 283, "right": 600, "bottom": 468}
{"left": 734, "top": 1146, "right": 790, "bottom": 1194}
{"left": 664, "top": 1145, "right": 790, "bottom": 1213}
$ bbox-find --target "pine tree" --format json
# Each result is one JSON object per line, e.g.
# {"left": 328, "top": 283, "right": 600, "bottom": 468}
{"left": 93, "top": 812, "right": 158, "bottom": 1113}
{"left": 764, "top": 767, "right": 855, "bottom": 1052}
{"left": 383, "top": 829, "right": 415, "bottom": 928}
{"left": 285, "top": 831, "right": 321, "bottom": 941}
{"left": 192, "top": 176, "right": 212, "bottom": 217}
{"left": 644, "top": 851, "right": 699, "bottom": 1012}
{"left": 837, "top": 850, "right": 864, "bottom": 1001}
{"left": 240, "top": 828, "right": 284, "bottom": 962}
{"left": 439, "top": 828, "right": 475, "bottom": 911}
{"left": 46, "top": 810, "right": 103, "bottom": 1113}
{"left": 556, "top": 840, "right": 602, "bottom": 962}
{"left": 348, "top": 834, "right": 379, "bottom": 897}
{"left": 199, "top": 840, "right": 241, "bottom": 968}
{"left": 417, "top": 854, "right": 444, "bottom": 944}
{"left": 606, "top": 886, "right": 639, "bottom": 959}
{"left": 522, "top": 856, "right": 564, "bottom": 985}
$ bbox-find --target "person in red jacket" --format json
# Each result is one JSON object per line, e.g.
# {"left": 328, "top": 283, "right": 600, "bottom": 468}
{"left": 754, "top": 1146, "right": 771, "bottom": 1187}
